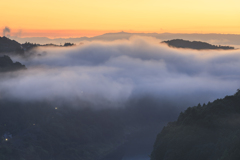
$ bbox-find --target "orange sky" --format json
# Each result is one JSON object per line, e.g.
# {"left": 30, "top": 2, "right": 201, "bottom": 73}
{"left": 1, "top": 0, "right": 240, "bottom": 38}
{"left": 7, "top": 29, "right": 114, "bottom": 38}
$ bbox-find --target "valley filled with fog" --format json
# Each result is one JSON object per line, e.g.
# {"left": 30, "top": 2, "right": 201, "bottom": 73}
{"left": 4, "top": 36, "right": 240, "bottom": 104}
{"left": 1, "top": 36, "right": 240, "bottom": 160}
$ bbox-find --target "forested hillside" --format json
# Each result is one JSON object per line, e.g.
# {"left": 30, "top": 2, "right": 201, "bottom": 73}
{"left": 151, "top": 90, "right": 240, "bottom": 160}
{"left": 0, "top": 37, "right": 24, "bottom": 55}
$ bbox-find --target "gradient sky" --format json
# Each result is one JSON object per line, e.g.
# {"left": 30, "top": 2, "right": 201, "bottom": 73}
{"left": 1, "top": 0, "right": 240, "bottom": 37}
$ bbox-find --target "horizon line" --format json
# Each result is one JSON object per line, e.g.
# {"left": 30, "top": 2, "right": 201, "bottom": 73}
{"left": 3, "top": 30, "right": 240, "bottom": 39}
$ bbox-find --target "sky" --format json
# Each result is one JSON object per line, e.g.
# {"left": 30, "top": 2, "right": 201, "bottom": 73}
{"left": 1, "top": 0, "right": 240, "bottom": 38}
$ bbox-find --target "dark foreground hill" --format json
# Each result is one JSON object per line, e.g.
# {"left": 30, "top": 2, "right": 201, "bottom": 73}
{"left": 162, "top": 39, "right": 235, "bottom": 50}
{"left": 151, "top": 90, "right": 240, "bottom": 160}
{"left": 0, "top": 37, "right": 24, "bottom": 55}
{"left": 0, "top": 55, "right": 26, "bottom": 72}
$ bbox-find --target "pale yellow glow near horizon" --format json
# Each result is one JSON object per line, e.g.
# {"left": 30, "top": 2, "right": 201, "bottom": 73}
{"left": 1, "top": 0, "right": 240, "bottom": 37}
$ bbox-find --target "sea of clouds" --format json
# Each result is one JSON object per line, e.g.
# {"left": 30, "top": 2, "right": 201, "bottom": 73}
{"left": 1, "top": 36, "right": 240, "bottom": 109}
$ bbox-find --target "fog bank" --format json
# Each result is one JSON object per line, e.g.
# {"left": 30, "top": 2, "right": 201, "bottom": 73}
{"left": 1, "top": 36, "right": 240, "bottom": 109}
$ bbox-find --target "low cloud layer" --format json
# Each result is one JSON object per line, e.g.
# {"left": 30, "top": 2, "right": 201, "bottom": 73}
{"left": 1, "top": 36, "right": 240, "bottom": 109}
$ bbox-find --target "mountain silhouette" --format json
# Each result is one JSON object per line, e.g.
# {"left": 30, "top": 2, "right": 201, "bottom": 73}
{"left": 162, "top": 39, "right": 235, "bottom": 50}
{"left": 0, "top": 36, "right": 24, "bottom": 54}
{"left": 0, "top": 36, "right": 76, "bottom": 56}
{"left": 151, "top": 90, "right": 240, "bottom": 160}
{"left": 0, "top": 55, "right": 26, "bottom": 72}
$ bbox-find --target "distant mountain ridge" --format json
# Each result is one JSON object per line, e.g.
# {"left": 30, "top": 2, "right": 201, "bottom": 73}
{"left": 162, "top": 39, "right": 235, "bottom": 50}
{"left": 9, "top": 32, "right": 240, "bottom": 47}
